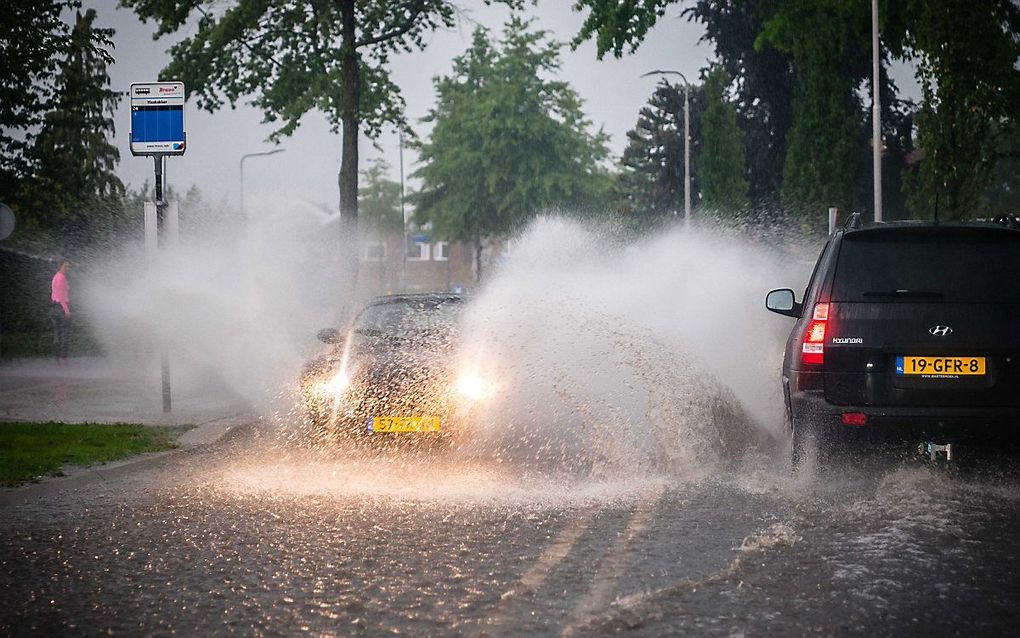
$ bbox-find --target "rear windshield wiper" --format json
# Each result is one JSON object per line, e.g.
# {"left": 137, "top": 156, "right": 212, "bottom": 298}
{"left": 861, "top": 289, "right": 945, "bottom": 299}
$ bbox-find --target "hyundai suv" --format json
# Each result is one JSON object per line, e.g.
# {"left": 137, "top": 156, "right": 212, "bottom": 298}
{"left": 765, "top": 215, "right": 1020, "bottom": 463}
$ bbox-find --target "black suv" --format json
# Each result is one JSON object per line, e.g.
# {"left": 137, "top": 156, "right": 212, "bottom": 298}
{"left": 765, "top": 215, "right": 1020, "bottom": 461}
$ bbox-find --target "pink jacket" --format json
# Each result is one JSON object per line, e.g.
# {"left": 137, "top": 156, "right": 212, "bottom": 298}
{"left": 51, "top": 271, "right": 69, "bottom": 315}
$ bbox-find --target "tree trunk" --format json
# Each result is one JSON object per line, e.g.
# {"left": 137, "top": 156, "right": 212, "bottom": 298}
{"left": 338, "top": 0, "right": 360, "bottom": 299}
{"left": 472, "top": 231, "right": 483, "bottom": 284}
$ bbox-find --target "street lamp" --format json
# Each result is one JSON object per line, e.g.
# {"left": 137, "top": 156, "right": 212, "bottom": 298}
{"left": 642, "top": 69, "right": 691, "bottom": 224}
{"left": 240, "top": 148, "right": 286, "bottom": 218}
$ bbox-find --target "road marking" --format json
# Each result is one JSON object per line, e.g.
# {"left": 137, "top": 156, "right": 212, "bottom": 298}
{"left": 561, "top": 488, "right": 663, "bottom": 637}
{"left": 515, "top": 508, "right": 596, "bottom": 594}
{"left": 482, "top": 506, "right": 596, "bottom": 634}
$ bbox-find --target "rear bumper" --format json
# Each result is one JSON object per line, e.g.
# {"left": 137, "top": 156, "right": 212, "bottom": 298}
{"left": 790, "top": 387, "right": 1020, "bottom": 443}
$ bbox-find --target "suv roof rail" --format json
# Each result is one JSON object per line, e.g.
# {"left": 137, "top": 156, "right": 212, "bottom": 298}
{"left": 991, "top": 214, "right": 1020, "bottom": 229}
{"left": 842, "top": 212, "right": 863, "bottom": 231}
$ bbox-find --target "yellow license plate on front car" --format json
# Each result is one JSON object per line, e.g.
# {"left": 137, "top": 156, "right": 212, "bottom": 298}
{"left": 896, "top": 356, "right": 985, "bottom": 376}
{"left": 370, "top": 416, "right": 441, "bottom": 432}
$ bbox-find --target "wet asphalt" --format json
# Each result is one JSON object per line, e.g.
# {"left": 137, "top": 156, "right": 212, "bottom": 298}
{"left": 2, "top": 424, "right": 1019, "bottom": 637}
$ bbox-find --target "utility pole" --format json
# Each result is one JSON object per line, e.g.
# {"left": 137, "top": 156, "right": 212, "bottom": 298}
{"left": 872, "top": 0, "right": 883, "bottom": 222}
{"left": 642, "top": 70, "right": 692, "bottom": 224}
{"left": 400, "top": 132, "right": 408, "bottom": 292}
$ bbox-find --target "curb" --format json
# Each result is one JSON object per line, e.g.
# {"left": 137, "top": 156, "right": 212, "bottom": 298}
{"left": 0, "top": 414, "right": 257, "bottom": 508}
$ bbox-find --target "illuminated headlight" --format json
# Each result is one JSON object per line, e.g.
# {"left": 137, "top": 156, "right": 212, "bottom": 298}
{"left": 316, "top": 372, "right": 350, "bottom": 396}
{"left": 455, "top": 371, "right": 494, "bottom": 401}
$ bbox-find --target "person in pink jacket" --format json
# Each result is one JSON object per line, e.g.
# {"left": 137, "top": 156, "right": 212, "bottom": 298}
{"left": 50, "top": 260, "right": 71, "bottom": 364}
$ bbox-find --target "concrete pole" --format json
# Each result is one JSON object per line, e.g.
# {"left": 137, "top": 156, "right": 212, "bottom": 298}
{"left": 683, "top": 83, "right": 691, "bottom": 224}
{"left": 872, "top": 0, "right": 883, "bottom": 222}
{"left": 400, "top": 132, "right": 408, "bottom": 292}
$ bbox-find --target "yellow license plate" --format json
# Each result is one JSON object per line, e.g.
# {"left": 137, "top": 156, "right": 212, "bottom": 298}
{"left": 896, "top": 356, "right": 986, "bottom": 376}
{"left": 370, "top": 416, "right": 441, "bottom": 432}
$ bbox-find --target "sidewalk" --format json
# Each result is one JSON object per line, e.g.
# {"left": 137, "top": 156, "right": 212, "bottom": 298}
{"left": 0, "top": 357, "right": 253, "bottom": 428}
{"left": 0, "top": 357, "right": 259, "bottom": 505}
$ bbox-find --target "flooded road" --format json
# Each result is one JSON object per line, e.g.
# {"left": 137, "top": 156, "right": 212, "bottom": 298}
{"left": 3, "top": 424, "right": 1018, "bottom": 636}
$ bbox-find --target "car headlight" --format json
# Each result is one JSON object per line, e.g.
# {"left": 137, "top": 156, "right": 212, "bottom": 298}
{"left": 455, "top": 371, "right": 494, "bottom": 401}
{"left": 315, "top": 371, "right": 350, "bottom": 396}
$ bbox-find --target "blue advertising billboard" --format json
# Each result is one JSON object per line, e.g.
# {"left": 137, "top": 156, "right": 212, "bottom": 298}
{"left": 129, "top": 82, "right": 186, "bottom": 156}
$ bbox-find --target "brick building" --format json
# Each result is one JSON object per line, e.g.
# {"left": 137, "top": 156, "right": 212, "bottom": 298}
{"left": 356, "top": 231, "right": 476, "bottom": 297}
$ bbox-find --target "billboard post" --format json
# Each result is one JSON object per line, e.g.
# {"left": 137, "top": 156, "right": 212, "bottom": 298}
{"left": 130, "top": 81, "right": 186, "bottom": 413}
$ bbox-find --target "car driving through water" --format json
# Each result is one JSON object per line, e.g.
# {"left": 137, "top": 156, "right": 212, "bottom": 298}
{"left": 301, "top": 293, "right": 494, "bottom": 444}
{"left": 765, "top": 215, "right": 1020, "bottom": 464}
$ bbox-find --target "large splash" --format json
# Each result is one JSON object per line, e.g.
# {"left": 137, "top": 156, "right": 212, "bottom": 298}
{"left": 454, "top": 216, "right": 811, "bottom": 476}
{"left": 81, "top": 199, "right": 352, "bottom": 409}
{"left": 80, "top": 206, "right": 813, "bottom": 483}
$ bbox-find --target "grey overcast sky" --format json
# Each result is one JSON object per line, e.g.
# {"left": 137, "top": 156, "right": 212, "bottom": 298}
{"left": 88, "top": 0, "right": 713, "bottom": 212}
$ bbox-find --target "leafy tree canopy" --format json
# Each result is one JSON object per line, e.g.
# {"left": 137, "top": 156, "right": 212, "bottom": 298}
{"left": 897, "top": 0, "right": 1020, "bottom": 218}
{"left": 121, "top": 0, "right": 525, "bottom": 293}
{"left": 413, "top": 16, "right": 612, "bottom": 259}
{"left": 122, "top": 0, "right": 469, "bottom": 140}
{"left": 758, "top": 0, "right": 870, "bottom": 216}
{"left": 1, "top": 1, "right": 94, "bottom": 199}
{"left": 8, "top": 7, "right": 124, "bottom": 255}
{"left": 358, "top": 158, "right": 404, "bottom": 237}
{"left": 571, "top": 0, "right": 677, "bottom": 59}
{"left": 698, "top": 65, "right": 748, "bottom": 214}
{"left": 620, "top": 80, "right": 703, "bottom": 225}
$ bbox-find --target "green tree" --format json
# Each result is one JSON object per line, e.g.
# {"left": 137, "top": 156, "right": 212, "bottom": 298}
{"left": 16, "top": 8, "right": 124, "bottom": 253}
{"left": 985, "top": 122, "right": 1020, "bottom": 214}
{"left": 698, "top": 65, "right": 748, "bottom": 213}
{"left": 122, "top": 0, "right": 522, "bottom": 268}
{"left": 620, "top": 81, "right": 703, "bottom": 225}
{"left": 758, "top": 0, "right": 870, "bottom": 218}
{"left": 358, "top": 158, "right": 404, "bottom": 236}
{"left": 1, "top": 1, "right": 87, "bottom": 205}
{"left": 573, "top": 0, "right": 915, "bottom": 220}
{"left": 571, "top": 0, "right": 677, "bottom": 59}
{"left": 413, "top": 18, "right": 611, "bottom": 279}
{"left": 685, "top": 1, "right": 795, "bottom": 206}
{"left": 573, "top": 1, "right": 795, "bottom": 207}
{"left": 894, "top": 0, "right": 1020, "bottom": 219}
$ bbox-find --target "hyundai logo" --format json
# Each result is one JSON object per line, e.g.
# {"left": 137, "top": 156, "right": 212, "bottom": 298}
{"left": 929, "top": 325, "right": 953, "bottom": 336}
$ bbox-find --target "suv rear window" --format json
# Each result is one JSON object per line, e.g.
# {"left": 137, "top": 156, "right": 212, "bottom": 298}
{"left": 831, "top": 227, "right": 1020, "bottom": 303}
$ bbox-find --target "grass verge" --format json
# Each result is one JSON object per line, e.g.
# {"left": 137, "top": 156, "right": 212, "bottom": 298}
{"left": 0, "top": 422, "right": 192, "bottom": 487}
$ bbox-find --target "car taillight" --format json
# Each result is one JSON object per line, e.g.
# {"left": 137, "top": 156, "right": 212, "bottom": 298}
{"left": 802, "top": 303, "right": 830, "bottom": 365}
{"left": 842, "top": 412, "right": 867, "bottom": 426}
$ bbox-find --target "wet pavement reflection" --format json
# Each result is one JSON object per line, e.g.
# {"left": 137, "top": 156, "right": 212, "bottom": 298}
{"left": 3, "top": 426, "right": 1019, "bottom": 637}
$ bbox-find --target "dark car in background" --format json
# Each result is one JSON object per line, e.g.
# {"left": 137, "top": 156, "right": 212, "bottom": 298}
{"left": 301, "top": 293, "right": 493, "bottom": 443}
{"left": 765, "top": 215, "right": 1020, "bottom": 463}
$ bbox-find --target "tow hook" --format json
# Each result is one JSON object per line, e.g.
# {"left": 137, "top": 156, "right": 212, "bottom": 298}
{"left": 918, "top": 441, "right": 954, "bottom": 462}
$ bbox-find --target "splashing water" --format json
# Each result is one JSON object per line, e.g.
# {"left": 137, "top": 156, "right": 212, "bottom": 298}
{"left": 80, "top": 207, "right": 813, "bottom": 494}
{"left": 454, "top": 216, "right": 811, "bottom": 478}
{"left": 81, "top": 199, "right": 351, "bottom": 409}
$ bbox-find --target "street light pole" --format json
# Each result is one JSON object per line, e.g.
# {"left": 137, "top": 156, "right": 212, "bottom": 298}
{"left": 399, "top": 132, "right": 408, "bottom": 292}
{"left": 872, "top": 0, "right": 883, "bottom": 222}
{"left": 240, "top": 148, "right": 286, "bottom": 218}
{"left": 643, "top": 69, "right": 691, "bottom": 224}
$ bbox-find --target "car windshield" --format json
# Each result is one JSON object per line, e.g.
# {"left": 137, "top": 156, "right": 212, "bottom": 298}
{"left": 353, "top": 298, "right": 463, "bottom": 338}
{"left": 831, "top": 228, "right": 1020, "bottom": 303}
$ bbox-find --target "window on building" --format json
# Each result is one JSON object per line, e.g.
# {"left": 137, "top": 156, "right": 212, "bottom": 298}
{"left": 360, "top": 242, "right": 386, "bottom": 262}
{"left": 433, "top": 241, "right": 449, "bottom": 261}
{"left": 407, "top": 236, "right": 430, "bottom": 261}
